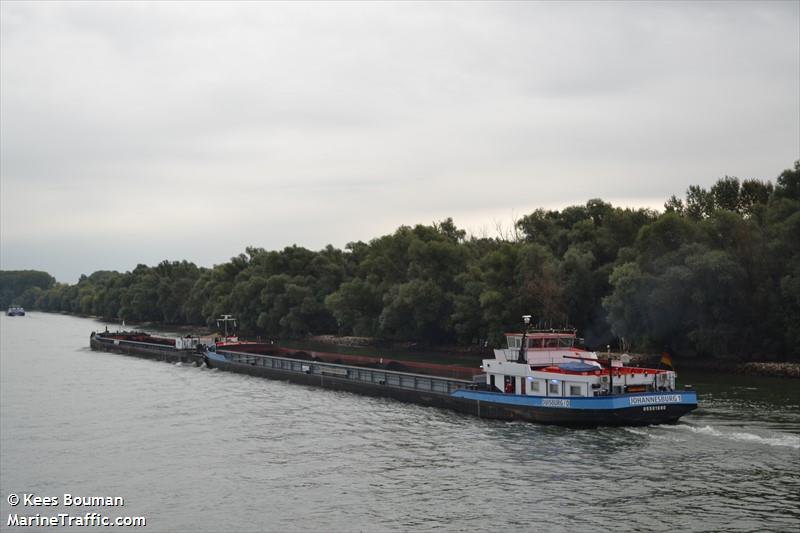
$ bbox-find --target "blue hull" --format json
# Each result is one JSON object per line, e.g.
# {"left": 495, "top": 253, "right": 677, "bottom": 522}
{"left": 452, "top": 389, "right": 697, "bottom": 410}
{"left": 450, "top": 389, "right": 698, "bottom": 426}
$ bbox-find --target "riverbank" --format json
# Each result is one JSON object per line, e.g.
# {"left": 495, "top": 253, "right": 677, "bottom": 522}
{"left": 628, "top": 354, "right": 800, "bottom": 379}
{"left": 308, "top": 336, "right": 800, "bottom": 379}
{"left": 17, "top": 311, "right": 800, "bottom": 378}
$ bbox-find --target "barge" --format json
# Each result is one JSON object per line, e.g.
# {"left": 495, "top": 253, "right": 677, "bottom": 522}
{"left": 90, "top": 315, "right": 697, "bottom": 426}
{"left": 90, "top": 330, "right": 203, "bottom": 364}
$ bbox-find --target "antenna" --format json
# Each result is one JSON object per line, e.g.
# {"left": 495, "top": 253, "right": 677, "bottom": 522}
{"left": 517, "top": 315, "right": 532, "bottom": 364}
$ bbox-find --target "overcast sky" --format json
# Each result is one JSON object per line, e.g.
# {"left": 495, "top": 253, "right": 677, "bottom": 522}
{"left": 1, "top": 1, "right": 798, "bottom": 283}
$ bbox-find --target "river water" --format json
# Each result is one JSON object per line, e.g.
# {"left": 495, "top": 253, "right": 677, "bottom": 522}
{"left": 1, "top": 313, "right": 798, "bottom": 532}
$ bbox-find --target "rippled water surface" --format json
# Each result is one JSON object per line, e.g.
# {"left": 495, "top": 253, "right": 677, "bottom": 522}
{"left": 2, "top": 313, "right": 798, "bottom": 532}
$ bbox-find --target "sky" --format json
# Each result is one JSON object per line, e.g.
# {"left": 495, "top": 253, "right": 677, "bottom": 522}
{"left": 1, "top": 1, "right": 798, "bottom": 283}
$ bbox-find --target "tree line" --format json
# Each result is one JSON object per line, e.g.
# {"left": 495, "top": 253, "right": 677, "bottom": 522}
{"left": 2, "top": 162, "right": 798, "bottom": 360}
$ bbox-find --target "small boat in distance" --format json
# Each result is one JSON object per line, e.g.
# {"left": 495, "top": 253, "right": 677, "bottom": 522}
{"left": 6, "top": 306, "right": 25, "bottom": 316}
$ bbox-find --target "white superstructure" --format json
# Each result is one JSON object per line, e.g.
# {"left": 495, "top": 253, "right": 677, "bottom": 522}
{"left": 483, "top": 331, "right": 676, "bottom": 398}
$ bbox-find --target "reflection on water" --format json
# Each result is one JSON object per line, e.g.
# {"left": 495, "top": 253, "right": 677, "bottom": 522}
{"left": 1, "top": 313, "right": 798, "bottom": 532}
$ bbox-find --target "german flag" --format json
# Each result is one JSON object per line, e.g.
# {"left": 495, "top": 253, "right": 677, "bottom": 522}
{"left": 660, "top": 351, "right": 674, "bottom": 369}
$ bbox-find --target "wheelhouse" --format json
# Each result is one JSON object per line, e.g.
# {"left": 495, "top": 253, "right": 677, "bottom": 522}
{"left": 505, "top": 332, "right": 583, "bottom": 350}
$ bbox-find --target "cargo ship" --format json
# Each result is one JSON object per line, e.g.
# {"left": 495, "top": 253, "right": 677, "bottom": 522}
{"left": 90, "top": 316, "right": 697, "bottom": 426}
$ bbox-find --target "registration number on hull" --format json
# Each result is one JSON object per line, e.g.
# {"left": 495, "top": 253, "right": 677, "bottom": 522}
{"left": 542, "top": 399, "right": 571, "bottom": 408}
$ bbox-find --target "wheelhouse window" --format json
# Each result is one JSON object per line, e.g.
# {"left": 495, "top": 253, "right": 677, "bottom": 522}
{"left": 559, "top": 337, "right": 575, "bottom": 348}
{"left": 569, "top": 385, "right": 582, "bottom": 396}
{"left": 549, "top": 382, "right": 560, "bottom": 395}
{"left": 530, "top": 380, "right": 540, "bottom": 392}
{"left": 526, "top": 338, "right": 543, "bottom": 348}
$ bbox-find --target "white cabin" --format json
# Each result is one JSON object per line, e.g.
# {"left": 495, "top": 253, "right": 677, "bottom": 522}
{"left": 483, "top": 331, "right": 676, "bottom": 398}
{"left": 494, "top": 332, "right": 602, "bottom": 368}
{"left": 175, "top": 336, "right": 200, "bottom": 350}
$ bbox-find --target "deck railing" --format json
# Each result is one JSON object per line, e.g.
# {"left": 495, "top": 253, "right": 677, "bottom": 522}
{"left": 218, "top": 348, "right": 471, "bottom": 395}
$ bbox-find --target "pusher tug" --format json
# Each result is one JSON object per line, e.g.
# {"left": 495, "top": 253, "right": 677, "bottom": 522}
{"left": 453, "top": 315, "right": 698, "bottom": 425}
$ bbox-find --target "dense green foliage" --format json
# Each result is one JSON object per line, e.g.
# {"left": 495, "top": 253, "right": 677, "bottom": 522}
{"left": 3, "top": 162, "right": 798, "bottom": 359}
{"left": 0, "top": 270, "right": 56, "bottom": 308}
